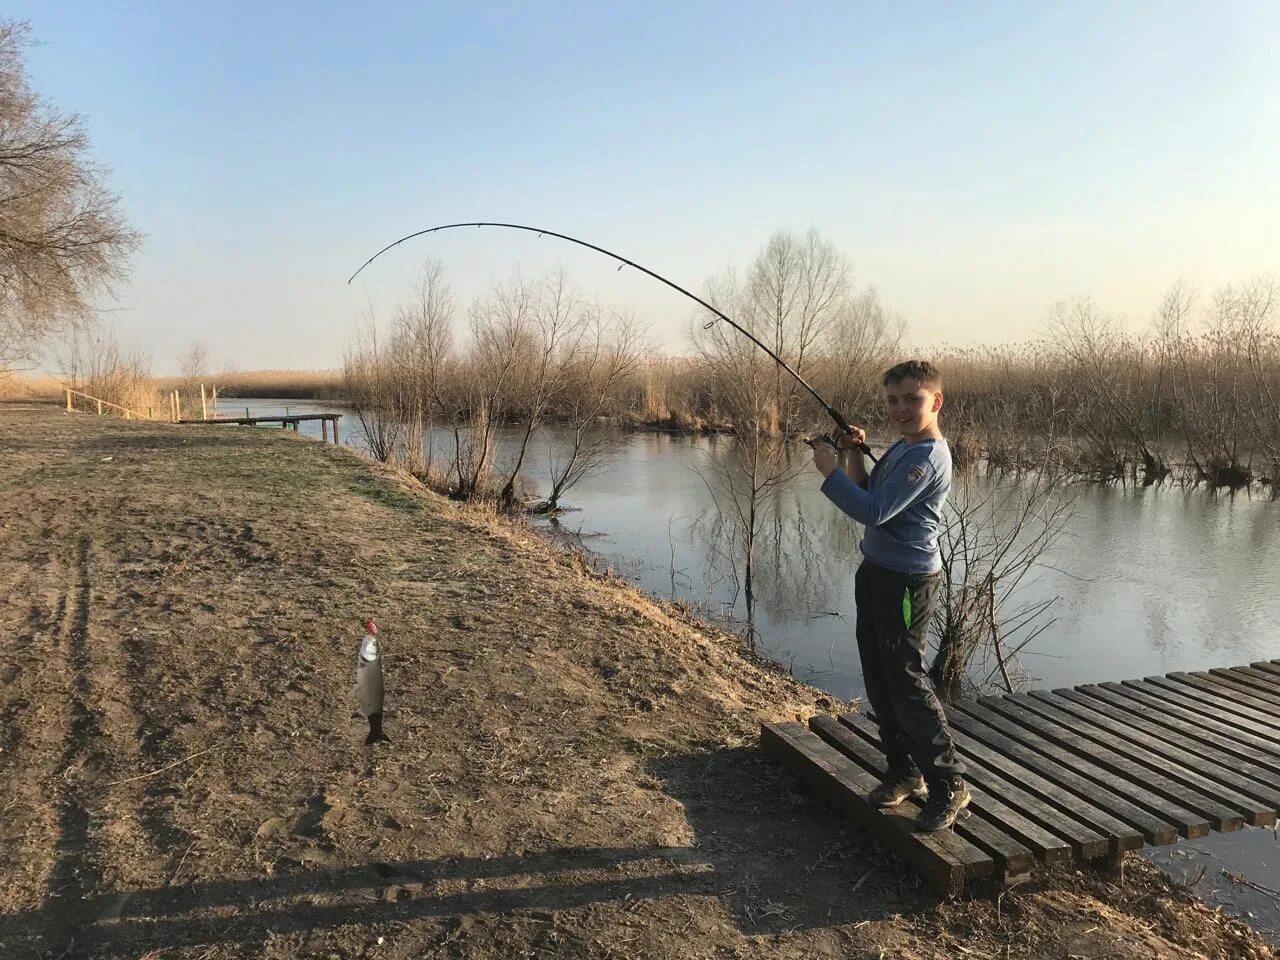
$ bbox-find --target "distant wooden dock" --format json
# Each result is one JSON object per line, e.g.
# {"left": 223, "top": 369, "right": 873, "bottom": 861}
{"left": 762, "top": 659, "right": 1280, "bottom": 894}
{"left": 178, "top": 413, "right": 342, "bottom": 443}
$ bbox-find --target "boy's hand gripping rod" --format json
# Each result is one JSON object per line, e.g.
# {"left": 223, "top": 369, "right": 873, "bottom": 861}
{"left": 348, "top": 221, "right": 878, "bottom": 463}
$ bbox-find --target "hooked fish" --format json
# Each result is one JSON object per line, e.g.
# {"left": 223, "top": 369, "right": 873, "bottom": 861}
{"left": 356, "top": 618, "right": 390, "bottom": 744}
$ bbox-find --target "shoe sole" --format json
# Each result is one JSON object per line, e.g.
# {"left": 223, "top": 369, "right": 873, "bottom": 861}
{"left": 871, "top": 785, "right": 928, "bottom": 809}
{"left": 915, "top": 791, "right": 971, "bottom": 831}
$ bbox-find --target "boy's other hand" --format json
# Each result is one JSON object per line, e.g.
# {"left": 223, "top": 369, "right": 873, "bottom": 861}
{"left": 812, "top": 440, "right": 838, "bottom": 477}
{"left": 836, "top": 427, "right": 867, "bottom": 451}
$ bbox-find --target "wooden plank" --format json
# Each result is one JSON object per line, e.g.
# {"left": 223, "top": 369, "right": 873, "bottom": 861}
{"left": 1136, "top": 677, "right": 1280, "bottom": 736}
{"left": 946, "top": 704, "right": 1177, "bottom": 845}
{"left": 1122, "top": 678, "right": 1280, "bottom": 745}
{"left": 841, "top": 712, "right": 1113, "bottom": 859}
{"left": 830, "top": 714, "right": 1080, "bottom": 864}
{"left": 809, "top": 715, "right": 1043, "bottom": 873}
{"left": 1249, "top": 661, "right": 1280, "bottom": 680}
{"left": 1197, "top": 669, "right": 1280, "bottom": 709}
{"left": 1096, "top": 683, "right": 1280, "bottom": 763}
{"left": 1011, "top": 693, "right": 1268, "bottom": 828}
{"left": 1211, "top": 667, "right": 1280, "bottom": 702}
{"left": 974, "top": 697, "right": 1230, "bottom": 834}
{"left": 1050, "top": 688, "right": 1280, "bottom": 810}
{"left": 760, "top": 723, "right": 991, "bottom": 893}
{"left": 1169, "top": 670, "right": 1280, "bottom": 720}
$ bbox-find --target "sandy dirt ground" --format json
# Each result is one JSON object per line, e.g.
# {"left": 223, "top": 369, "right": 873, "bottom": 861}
{"left": 0, "top": 404, "right": 1272, "bottom": 960}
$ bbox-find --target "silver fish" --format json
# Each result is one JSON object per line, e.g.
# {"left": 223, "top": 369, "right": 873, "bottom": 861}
{"left": 356, "top": 618, "right": 390, "bottom": 744}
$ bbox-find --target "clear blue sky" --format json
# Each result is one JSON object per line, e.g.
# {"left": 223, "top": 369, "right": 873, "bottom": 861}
{"left": 13, "top": 2, "right": 1278, "bottom": 372}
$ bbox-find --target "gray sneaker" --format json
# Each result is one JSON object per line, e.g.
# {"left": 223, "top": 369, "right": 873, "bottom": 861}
{"left": 916, "top": 777, "right": 971, "bottom": 831}
{"left": 868, "top": 768, "right": 927, "bottom": 808}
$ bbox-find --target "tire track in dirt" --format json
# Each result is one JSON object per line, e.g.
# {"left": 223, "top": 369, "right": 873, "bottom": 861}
{"left": 44, "top": 534, "right": 104, "bottom": 945}
{"left": 0, "top": 490, "right": 81, "bottom": 945}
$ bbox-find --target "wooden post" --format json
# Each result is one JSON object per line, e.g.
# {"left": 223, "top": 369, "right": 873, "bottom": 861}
{"left": 175, "top": 391, "right": 181, "bottom": 421}
{"left": 97, "top": 398, "right": 103, "bottom": 415}
{"left": 200, "top": 384, "right": 208, "bottom": 421}
{"left": 332, "top": 417, "right": 339, "bottom": 444}
{"left": 321, "top": 419, "right": 329, "bottom": 443}
{"left": 211, "top": 386, "right": 218, "bottom": 419}
{"left": 66, "top": 389, "right": 73, "bottom": 412}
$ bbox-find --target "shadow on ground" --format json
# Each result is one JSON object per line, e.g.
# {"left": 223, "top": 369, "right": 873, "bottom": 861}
{"left": 3, "top": 746, "right": 930, "bottom": 958}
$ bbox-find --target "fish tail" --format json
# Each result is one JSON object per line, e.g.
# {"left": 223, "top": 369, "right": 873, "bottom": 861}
{"left": 365, "top": 712, "right": 391, "bottom": 745}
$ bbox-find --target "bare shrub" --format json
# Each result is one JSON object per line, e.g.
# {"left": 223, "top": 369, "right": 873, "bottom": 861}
{"left": 542, "top": 309, "right": 644, "bottom": 512}
{"left": 343, "top": 317, "right": 406, "bottom": 463}
{"left": 930, "top": 463, "right": 1075, "bottom": 702}
{"left": 1048, "top": 297, "right": 1171, "bottom": 483}
{"left": 59, "top": 326, "right": 159, "bottom": 416}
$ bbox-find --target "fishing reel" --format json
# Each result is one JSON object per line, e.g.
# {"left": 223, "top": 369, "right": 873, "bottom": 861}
{"left": 802, "top": 431, "right": 841, "bottom": 449}
{"left": 804, "top": 427, "right": 877, "bottom": 462}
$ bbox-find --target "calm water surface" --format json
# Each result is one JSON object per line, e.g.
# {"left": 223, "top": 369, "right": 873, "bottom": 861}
{"left": 239, "top": 400, "right": 1280, "bottom": 938}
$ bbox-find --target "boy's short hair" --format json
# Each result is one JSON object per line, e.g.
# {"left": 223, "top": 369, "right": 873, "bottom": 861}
{"left": 883, "top": 359, "right": 942, "bottom": 390}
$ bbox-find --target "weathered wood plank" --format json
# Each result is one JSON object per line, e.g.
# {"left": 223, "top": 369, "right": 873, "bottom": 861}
{"left": 1097, "top": 682, "right": 1280, "bottom": 762}
{"left": 827, "top": 714, "right": 1077, "bottom": 864}
{"left": 1011, "top": 693, "right": 1269, "bottom": 828}
{"left": 1249, "top": 661, "right": 1280, "bottom": 680}
{"left": 841, "top": 712, "right": 1115, "bottom": 859}
{"left": 1170, "top": 670, "right": 1280, "bottom": 718}
{"left": 947, "top": 704, "right": 1177, "bottom": 845}
{"left": 1212, "top": 667, "right": 1280, "bottom": 702}
{"left": 974, "top": 696, "right": 1230, "bottom": 834}
{"left": 1195, "top": 669, "right": 1280, "bottom": 709}
{"left": 760, "top": 722, "right": 992, "bottom": 893}
{"left": 1137, "top": 676, "right": 1280, "bottom": 736}
{"left": 1048, "top": 688, "right": 1280, "bottom": 810}
{"left": 810, "top": 715, "right": 1047, "bottom": 873}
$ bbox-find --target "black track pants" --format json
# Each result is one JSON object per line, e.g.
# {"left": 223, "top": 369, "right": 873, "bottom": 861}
{"left": 855, "top": 560, "right": 964, "bottom": 783}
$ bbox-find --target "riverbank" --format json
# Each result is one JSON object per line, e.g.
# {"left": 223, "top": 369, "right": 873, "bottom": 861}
{"left": 0, "top": 404, "right": 1271, "bottom": 960}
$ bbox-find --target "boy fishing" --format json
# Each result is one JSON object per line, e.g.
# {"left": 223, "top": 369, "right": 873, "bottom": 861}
{"left": 810, "top": 359, "right": 969, "bottom": 832}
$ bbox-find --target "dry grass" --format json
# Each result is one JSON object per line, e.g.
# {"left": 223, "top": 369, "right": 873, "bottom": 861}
{"left": 178, "top": 368, "right": 344, "bottom": 399}
{"left": 0, "top": 372, "right": 62, "bottom": 401}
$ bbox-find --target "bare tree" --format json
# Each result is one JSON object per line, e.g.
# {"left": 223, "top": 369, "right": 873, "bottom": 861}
{"left": 0, "top": 21, "right": 141, "bottom": 368}
{"left": 179, "top": 341, "right": 208, "bottom": 384}
{"left": 497, "top": 268, "right": 589, "bottom": 511}
{"left": 542, "top": 309, "right": 645, "bottom": 511}
{"left": 747, "top": 229, "right": 852, "bottom": 430}
{"left": 343, "top": 315, "right": 406, "bottom": 463}
{"left": 392, "top": 260, "right": 455, "bottom": 478}
{"left": 456, "top": 272, "right": 533, "bottom": 499}
{"left": 820, "top": 286, "right": 904, "bottom": 425}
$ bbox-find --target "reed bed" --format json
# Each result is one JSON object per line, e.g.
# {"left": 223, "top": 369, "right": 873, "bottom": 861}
{"left": 180, "top": 368, "right": 345, "bottom": 400}
{"left": 0, "top": 373, "right": 62, "bottom": 401}
{"left": 345, "top": 272, "right": 1280, "bottom": 495}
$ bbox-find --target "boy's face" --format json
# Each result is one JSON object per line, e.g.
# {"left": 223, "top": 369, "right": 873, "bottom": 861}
{"left": 884, "top": 376, "right": 943, "bottom": 437}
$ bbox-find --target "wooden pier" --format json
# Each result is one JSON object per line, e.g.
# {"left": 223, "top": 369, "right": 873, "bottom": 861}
{"left": 762, "top": 659, "right": 1280, "bottom": 894}
{"left": 177, "top": 413, "right": 342, "bottom": 443}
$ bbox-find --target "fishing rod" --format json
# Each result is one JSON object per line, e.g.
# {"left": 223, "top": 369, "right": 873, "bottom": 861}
{"left": 348, "top": 222, "right": 877, "bottom": 462}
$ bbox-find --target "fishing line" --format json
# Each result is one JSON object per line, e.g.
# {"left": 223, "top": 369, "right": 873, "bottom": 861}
{"left": 348, "top": 221, "right": 877, "bottom": 461}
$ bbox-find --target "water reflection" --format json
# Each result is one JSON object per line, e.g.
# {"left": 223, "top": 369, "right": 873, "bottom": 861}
{"left": 530, "top": 431, "right": 1279, "bottom": 700}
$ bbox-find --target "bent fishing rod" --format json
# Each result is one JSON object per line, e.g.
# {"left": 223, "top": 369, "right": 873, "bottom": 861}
{"left": 348, "top": 222, "right": 877, "bottom": 462}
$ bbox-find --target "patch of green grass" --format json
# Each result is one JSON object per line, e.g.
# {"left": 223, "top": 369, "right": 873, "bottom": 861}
{"left": 347, "top": 475, "right": 422, "bottom": 512}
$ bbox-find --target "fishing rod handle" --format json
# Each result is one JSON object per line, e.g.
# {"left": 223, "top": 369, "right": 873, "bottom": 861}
{"left": 805, "top": 433, "right": 880, "bottom": 463}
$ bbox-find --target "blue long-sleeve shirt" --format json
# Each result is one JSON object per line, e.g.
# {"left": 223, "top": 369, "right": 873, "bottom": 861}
{"left": 819, "top": 437, "right": 952, "bottom": 574}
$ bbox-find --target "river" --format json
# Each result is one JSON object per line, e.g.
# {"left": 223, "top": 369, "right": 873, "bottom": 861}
{"left": 232, "top": 398, "right": 1280, "bottom": 938}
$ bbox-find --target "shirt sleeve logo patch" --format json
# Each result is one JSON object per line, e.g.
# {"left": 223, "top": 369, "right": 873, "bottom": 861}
{"left": 906, "top": 464, "right": 926, "bottom": 483}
